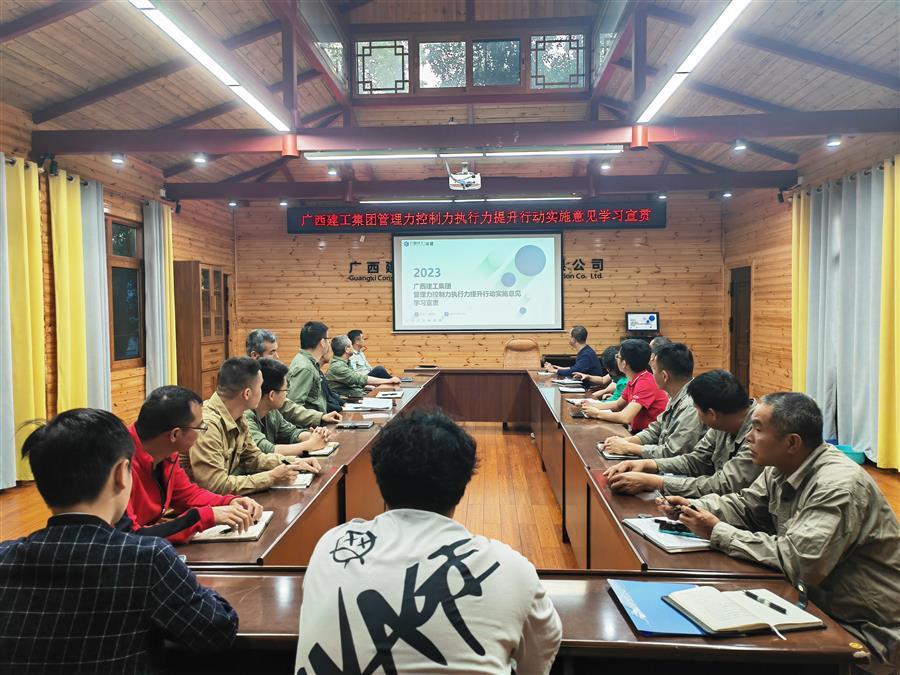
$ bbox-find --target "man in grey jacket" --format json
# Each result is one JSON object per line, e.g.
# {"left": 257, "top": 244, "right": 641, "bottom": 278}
{"left": 601, "top": 342, "right": 705, "bottom": 459}
{"left": 605, "top": 370, "right": 762, "bottom": 497}
{"left": 659, "top": 393, "right": 900, "bottom": 669}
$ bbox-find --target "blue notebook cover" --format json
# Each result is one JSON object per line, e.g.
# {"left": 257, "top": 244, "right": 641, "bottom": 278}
{"left": 608, "top": 579, "right": 705, "bottom": 636}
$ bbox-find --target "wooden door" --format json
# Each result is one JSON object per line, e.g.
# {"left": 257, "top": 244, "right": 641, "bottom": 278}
{"left": 729, "top": 266, "right": 751, "bottom": 392}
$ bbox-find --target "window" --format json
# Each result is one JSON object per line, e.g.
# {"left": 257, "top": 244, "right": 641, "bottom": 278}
{"left": 106, "top": 217, "right": 144, "bottom": 366}
{"left": 472, "top": 39, "right": 520, "bottom": 87}
{"left": 530, "top": 34, "right": 585, "bottom": 89}
{"left": 419, "top": 41, "right": 466, "bottom": 88}
{"left": 356, "top": 39, "right": 410, "bottom": 95}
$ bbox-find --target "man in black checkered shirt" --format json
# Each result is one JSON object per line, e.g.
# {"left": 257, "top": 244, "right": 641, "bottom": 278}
{"left": 0, "top": 408, "right": 238, "bottom": 673}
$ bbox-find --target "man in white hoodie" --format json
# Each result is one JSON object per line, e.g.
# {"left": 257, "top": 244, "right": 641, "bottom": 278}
{"left": 295, "top": 409, "right": 562, "bottom": 675}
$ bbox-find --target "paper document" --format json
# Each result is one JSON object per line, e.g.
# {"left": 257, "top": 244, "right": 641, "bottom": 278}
{"left": 344, "top": 397, "right": 393, "bottom": 411}
{"left": 558, "top": 386, "right": 586, "bottom": 393}
{"left": 270, "top": 473, "right": 315, "bottom": 489}
{"left": 192, "top": 511, "right": 274, "bottom": 542}
{"left": 552, "top": 378, "right": 581, "bottom": 385}
{"left": 375, "top": 391, "right": 403, "bottom": 398}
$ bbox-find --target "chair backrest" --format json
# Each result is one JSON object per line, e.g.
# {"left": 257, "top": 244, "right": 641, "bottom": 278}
{"left": 502, "top": 338, "right": 542, "bottom": 369}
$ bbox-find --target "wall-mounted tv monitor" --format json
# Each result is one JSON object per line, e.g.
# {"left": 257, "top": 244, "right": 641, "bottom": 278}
{"left": 626, "top": 312, "right": 659, "bottom": 333}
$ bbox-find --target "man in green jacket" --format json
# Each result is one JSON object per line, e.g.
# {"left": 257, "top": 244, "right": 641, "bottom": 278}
{"left": 246, "top": 328, "right": 342, "bottom": 426}
{"left": 326, "top": 335, "right": 400, "bottom": 398}
{"left": 245, "top": 358, "right": 335, "bottom": 455}
{"left": 287, "top": 321, "right": 333, "bottom": 413}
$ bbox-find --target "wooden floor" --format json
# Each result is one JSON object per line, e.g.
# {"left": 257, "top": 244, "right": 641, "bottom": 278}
{"left": 1, "top": 428, "right": 898, "bottom": 572}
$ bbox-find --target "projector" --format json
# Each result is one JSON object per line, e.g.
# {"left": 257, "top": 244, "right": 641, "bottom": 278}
{"left": 446, "top": 162, "right": 481, "bottom": 191}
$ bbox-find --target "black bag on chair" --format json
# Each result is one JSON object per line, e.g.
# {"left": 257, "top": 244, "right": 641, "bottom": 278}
{"left": 320, "top": 375, "right": 344, "bottom": 413}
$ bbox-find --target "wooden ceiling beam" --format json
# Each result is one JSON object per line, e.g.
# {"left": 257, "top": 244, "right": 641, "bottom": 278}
{"left": 347, "top": 15, "right": 594, "bottom": 36}
{"left": 732, "top": 30, "right": 900, "bottom": 92}
{"left": 0, "top": 0, "right": 99, "bottom": 43}
{"left": 743, "top": 140, "right": 799, "bottom": 165}
{"left": 300, "top": 104, "right": 346, "bottom": 126}
{"left": 613, "top": 57, "right": 794, "bottom": 114}
{"left": 163, "top": 154, "right": 226, "bottom": 179}
{"left": 591, "top": 12, "right": 635, "bottom": 104}
{"left": 34, "top": 109, "right": 899, "bottom": 155}
{"left": 644, "top": 5, "right": 900, "bottom": 92}
{"left": 164, "top": 170, "right": 798, "bottom": 201}
{"left": 353, "top": 91, "right": 589, "bottom": 107}
{"left": 221, "top": 157, "right": 292, "bottom": 183}
{"left": 31, "top": 20, "right": 281, "bottom": 124}
{"left": 655, "top": 145, "right": 726, "bottom": 173}
{"left": 266, "top": 0, "right": 350, "bottom": 107}
{"left": 336, "top": 0, "right": 375, "bottom": 14}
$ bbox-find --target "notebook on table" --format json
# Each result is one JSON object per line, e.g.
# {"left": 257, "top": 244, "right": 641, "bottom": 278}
{"left": 622, "top": 516, "right": 712, "bottom": 553}
{"left": 566, "top": 398, "right": 592, "bottom": 405}
{"left": 343, "top": 398, "right": 393, "bottom": 411}
{"left": 597, "top": 442, "right": 635, "bottom": 461}
{"left": 192, "top": 511, "right": 274, "bottom": 542}
{"left": 552, "top": 378, "right": 581, "bottom": 385}
{"left": 375, "top": 391, "right": 403, "bottom": 398}
{"left": 663, "top": 585, "right": 824, "bottom": 636}
{"left": 307, "top": 441, "right": 339, "bottom": 457}
{"left": 270, "top": 472, "right": 315, "bottom": 489}
{"left": 558, "top": 386, "right": 586, "bottom": 394}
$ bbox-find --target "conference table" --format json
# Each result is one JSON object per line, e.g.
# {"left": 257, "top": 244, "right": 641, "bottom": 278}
{"left": 172, "top": 368, "right": 869, "bottom": 671}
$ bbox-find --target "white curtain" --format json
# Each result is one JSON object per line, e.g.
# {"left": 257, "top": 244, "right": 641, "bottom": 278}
{"left": 81, "top": 180, "right": 112, "bottom": 410}
{"left": 0, "top": 155, "right": 16, "bottom": 489}
{"left": 143, "top": 200, "right": 170, "bottom": 392}
{"left": 806, "top": 167, "right": 884, "bottom": 460}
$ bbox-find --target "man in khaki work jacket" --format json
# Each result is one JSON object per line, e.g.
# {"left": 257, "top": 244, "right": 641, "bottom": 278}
{"left": 326, "top": 334, "right": 400, "bottom": 398}
{"left": 601, "top": 342, "right": 706, "bottom": 459}
{"left": 181, "top": 357, "right": 321, "bottom": 495}
{"left": 604, "top": 369, "right": 762, "bottom": 497}
{"left": 659, "top": 392, "right": 900, "bottom": 670}
{"left": 246, "top": 328, "right": 342, "bottom": 427}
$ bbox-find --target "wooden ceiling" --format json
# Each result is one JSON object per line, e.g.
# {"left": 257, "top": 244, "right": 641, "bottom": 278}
{"left": 1, "top": 0, "right": 898, "bottom": 193}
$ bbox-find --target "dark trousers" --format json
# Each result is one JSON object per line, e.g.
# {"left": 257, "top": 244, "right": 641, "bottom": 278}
{"left": 369, "top": 365, "right": 391, "bottom": 378}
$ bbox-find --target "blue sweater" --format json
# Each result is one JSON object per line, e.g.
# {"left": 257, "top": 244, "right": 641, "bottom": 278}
{"left": 557, "top": 345, "right": 604, "bottom": 377}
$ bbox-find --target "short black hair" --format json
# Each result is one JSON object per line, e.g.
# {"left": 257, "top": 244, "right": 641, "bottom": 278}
{"left": 618, "top": 338, "right": 651, "bottom": 372}
{"left": 300, "top": 321, "right": 329, "bottom": 350}
{"left": 22, "top": 408, "right": 134, "bottom": 508}
{"left": 135, "top": 386, "right": 202, "bottom": 440}
{"left": 650, "top": 335, "right": 672, "bottom": 354}
{"left": 687, "top": 369, "right": 751, "bottom": 414}
{"left": 217, "top": 357, "right": 261, "bottom": 398}
{"left": 371, "top": 409, "right": 477, "bottom": 514}
{"left": 601, "top": 346, "right": 622, "bottom": 379}
{"left": 347, "top": 329, "right": 363, "bottom": 344}
{"left": 259, "top": 357, "right": 289, "bottom": 396}
{"left": 570, "top": 325, "right": 588, "bottom": 343}
{"left": 331, "top": 335, "right": 351, "bottom": 357}
{"left": 246, "top": 329, "right": 277, "bottom": 356}
{"left": 654, "top": 343, "right": 694, "bottom": 379}
{"left": 760, "top": 392, "right": 824, "bottom": 450}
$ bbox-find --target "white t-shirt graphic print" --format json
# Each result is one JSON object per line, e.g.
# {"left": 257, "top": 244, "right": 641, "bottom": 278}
{"left": 295, "top": 509, "right": 561, "bottom": 675}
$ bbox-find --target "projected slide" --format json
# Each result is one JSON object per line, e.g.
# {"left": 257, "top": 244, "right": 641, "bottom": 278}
{"left": 393, "top": 233, "right": 563, "bottom": 332}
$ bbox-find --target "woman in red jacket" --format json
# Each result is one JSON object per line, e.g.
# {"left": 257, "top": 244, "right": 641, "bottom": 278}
{"left": 120, "top": 386, "right": 262, "bottom": 543}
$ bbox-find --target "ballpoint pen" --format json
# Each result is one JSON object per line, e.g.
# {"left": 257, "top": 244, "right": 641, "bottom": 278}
{"left": 744, "top": 590, "right": 788, "bottom": 614}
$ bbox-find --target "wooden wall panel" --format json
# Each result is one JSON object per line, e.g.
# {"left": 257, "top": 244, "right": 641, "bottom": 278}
{"left": 723, "top": 134, "right": 900, "bottom": 397}
{"left": 233, "top": 197, "right": 725, "bottom": 373}
{"left": 0, "top": 102, "right": 235, "bottom": 421}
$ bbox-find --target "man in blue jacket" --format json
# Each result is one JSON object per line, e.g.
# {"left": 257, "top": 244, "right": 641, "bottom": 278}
{"left": 543, "top": 325, "right": 604, "bottom": 376}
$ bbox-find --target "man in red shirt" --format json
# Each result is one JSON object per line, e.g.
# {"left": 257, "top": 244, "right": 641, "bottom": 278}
{"left": 581, "top": 339, "right": 668, "bottom": 432}
{"left": 119, "top": 386, "right": 263, "bottom": 543}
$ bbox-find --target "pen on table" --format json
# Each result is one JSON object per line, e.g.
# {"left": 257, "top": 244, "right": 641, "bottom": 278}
{"left": 653, "top": 490, "right": 699, "bottom": 511}
{"left": 744, "top": 590, "right": 788, "bottom": 614}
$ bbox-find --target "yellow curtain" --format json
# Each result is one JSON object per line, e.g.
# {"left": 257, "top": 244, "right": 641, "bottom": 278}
{"left": 791, "top": 192, "right": 810, "bottom": 392}
{"left": 49, "top": 171, "right": 88, "bottom": 413}
{"left": 877, "top": 157, "right": 899, "bottom": 469}
{"left": 163, "top": 205, "right": 178, "bottom": 383}
{"left": 5, "top": 160, "right": 45, "bottom": 480}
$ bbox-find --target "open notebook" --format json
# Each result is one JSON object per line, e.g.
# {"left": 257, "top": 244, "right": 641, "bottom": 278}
{"left": 192, "top": 510, "right": 274, "bottom": 543}
{"left": 663, "top": 585, "right": 824, "bottom": 637}
{"left": 597, "top": 442, "right": 635, "bottom": 460}
{"left": 343, "top": 398, "right": 393, "bottom": 411}
{"left": 623, "top": 517, "right": 711, "bottom": 553}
